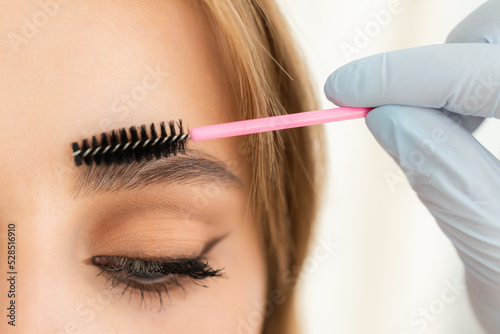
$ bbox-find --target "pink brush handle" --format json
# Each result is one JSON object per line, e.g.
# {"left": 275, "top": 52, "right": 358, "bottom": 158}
{"left": 189, "top": 107, "right": 372, "bottom": 141}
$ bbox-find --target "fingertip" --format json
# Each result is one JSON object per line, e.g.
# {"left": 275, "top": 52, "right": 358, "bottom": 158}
{"left": 324, "top": 54, "right": 389, "bottom": 108}
{"left": 324, "top": 70, "right": 344, "bottom": 106}
{"left": 324, "top": 64, "right": 363, "bottom": 107}
{"left": 323, "top": 72, "right": 336, "bottom": 103}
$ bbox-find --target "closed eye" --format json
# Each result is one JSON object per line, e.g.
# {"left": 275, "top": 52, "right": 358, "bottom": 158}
{"left": 92, "top": 255, "right": 224, "bottom": 311}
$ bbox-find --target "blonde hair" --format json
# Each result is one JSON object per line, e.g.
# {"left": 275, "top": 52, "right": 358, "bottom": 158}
{"left": 198, "top": 0, "right": 325, "bottom": 332}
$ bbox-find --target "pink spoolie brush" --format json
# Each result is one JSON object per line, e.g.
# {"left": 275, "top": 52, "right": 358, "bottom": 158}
{"left": 71, "top": 107, "right": 372, "bottom": 166}
{"left": 188, "top": 106, "right": 372, "bottom": 141}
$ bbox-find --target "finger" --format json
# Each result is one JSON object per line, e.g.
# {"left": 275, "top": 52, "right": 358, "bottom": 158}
{"left": 445, "top": 0, "right": 500, "bottom": 133}
{"left": 365, "top": 105, "right": 500, "bottom": 332}
{"left": 447, "top": 0, "right": 500, "bottom": 44}
{"left": 324, "top": 43, "right": 500, "bottom": 119}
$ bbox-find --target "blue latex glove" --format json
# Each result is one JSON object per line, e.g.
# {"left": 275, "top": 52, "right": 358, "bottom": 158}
{"left": 324, "top": 1, "right": 500, "bottom": 333}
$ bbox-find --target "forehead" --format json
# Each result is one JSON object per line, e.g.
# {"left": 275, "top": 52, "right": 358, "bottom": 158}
{"left": 0, "top": 0, "right": 240, "bottom": 198}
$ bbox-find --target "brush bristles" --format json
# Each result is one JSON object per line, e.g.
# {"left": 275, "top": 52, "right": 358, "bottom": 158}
{"left": 71, "top": 120, "right": 189, "bottom": 167}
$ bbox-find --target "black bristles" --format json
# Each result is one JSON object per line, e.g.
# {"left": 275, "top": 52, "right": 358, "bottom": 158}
{"left": 150, "top": 123, "right": 162, "bottom": 160}
{"left": 138, "top": 125, "right": 148, "bottom": 162}
{"left": 119, "top": 128, "right": 131, "bottom": 164}
{"left": 168, "top": 121, "right": 177, "bottom": 156}
{"left": 91, "top": 136, "right": 102, "bottom": 166}
{"left": 144, "top": 123, "right": 155, "bottom": 160}
{"left": 72, "top": 142, "right": 82, "bottom": 166}
{"left": 160, "top": 122, "right": 167, "bottom": 138}
{"left": 177, "top": 120, "right": 186, "bottom": 153}
{"left": 159, "top": 122, "right": 169, "bottom": 158}
{"left": 106, "top": 130, "right": 120, "bottom": 165}
{"left": 81, "top": 139, "right": 92, "bottom": 166}
{"left": 168, "top": 121, "right": 176, "bottom": 137}
{"left": 100, "top": 132, "right": 109, "bottom": 165}
{"left": 128, "top": 126, "right": 139, "bottom": 162}
{"left": 178, "top": 120, "right": 184, "bottom": 134}
{"left": 71, "top": 120, "right": 190, "bottom": 167}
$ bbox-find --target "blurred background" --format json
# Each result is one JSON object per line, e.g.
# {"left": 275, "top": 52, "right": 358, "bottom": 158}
{"left": 275, "top": 0, "right": 500, "bottom": 333}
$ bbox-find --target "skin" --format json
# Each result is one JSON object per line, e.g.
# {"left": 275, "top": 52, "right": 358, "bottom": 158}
{"left": 0, "top": 0, "right": 267, "bottom": 333}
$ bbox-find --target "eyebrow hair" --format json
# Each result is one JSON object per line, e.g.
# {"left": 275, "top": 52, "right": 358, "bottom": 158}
{"left": 72, "top": 149, "right": 243, "bottom": 197}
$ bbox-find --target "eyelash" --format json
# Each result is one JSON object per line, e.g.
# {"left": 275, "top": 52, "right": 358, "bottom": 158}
{"left": 91, "top": 255, "right": 224, "bottom": 311}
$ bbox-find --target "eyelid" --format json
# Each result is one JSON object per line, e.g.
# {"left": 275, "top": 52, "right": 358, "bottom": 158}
{"left": 88, "top": 219, "right": 229, "bottom": 259}
{"left": 84, "top": 194, "right": 234, "bottom": 258}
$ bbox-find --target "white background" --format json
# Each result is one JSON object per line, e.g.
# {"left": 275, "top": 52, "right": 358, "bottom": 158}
{"left": 276, "top": 0, "right": 500, "bottom": 333}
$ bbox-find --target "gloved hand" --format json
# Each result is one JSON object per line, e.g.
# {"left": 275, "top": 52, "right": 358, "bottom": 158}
{"left": 324, "top": 1, "right": 500, "bottom": 333}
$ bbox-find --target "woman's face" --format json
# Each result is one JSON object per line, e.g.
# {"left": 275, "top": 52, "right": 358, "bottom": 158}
{"left": 0, "top": 0, "right": 266, "bottom": 332}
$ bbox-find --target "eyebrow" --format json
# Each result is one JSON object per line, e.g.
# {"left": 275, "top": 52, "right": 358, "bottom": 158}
{"left": 71, "top": 149, "right": 243, "bottom": 197}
